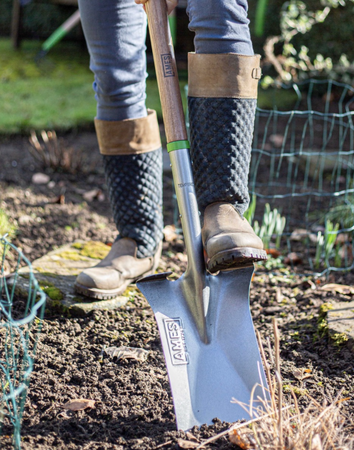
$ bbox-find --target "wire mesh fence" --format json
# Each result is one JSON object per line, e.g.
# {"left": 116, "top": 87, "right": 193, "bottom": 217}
{"left": 249, "top": 79, "right": 354, "bottom": 274}
{"left": 181, "top": 79, "right": 354, "bottom": 274}
{"left": 0, "top": 236, "right": 46, "bottom": 449}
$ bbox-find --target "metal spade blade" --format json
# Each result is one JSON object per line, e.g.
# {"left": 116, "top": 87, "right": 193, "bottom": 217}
{"left": 138, "top": 266, "right": 268, "bottom": 431}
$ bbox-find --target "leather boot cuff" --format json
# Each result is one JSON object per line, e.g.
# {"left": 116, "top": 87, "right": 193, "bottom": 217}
{"left": 94, "top": 109, "right": 161, "bottom": 155}
{"left": 188, "top": 53, "right": 261, "bottom": 99}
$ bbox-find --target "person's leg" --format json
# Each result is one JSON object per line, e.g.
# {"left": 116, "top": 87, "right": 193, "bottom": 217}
{"left": 75, "top": 0, "right": 163, "bottom": 299}
{"left": 187, "top": 0, "right": 254, "bottom": 55}
{"left": 78, "top": 0, "right": 148, "bottom": 121}
{"left": 186, "top": 0, "right": 267, "bottom": 272}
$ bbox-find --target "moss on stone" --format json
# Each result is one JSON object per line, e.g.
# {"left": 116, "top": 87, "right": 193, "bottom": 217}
{"left": 46, "top": 299, "right": 70, "bottom": 317}
{"left": 76, "top": 241, "right": 111, "bottom": 259}
{"left": 72, "top": 243, "right": 84, "bottom": 250}
{"left": 34, "top": 269, "right": 60, "bottom": 277}
{"left": 39, "top": 280, "right": 64, "bottom": 301}
{"left": 55, "top": 250, "right": 88, "bottom": 261}
{"left": 44, "top": 287, "right": 63, "bottom": 301}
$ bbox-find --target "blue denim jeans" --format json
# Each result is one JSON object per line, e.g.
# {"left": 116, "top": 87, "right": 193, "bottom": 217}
{"left": 78, "top": 0, "right": 253, "bottom": 121}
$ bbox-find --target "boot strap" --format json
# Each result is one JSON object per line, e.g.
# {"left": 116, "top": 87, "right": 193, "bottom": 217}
{"left": 95, "top": 109, "right": 161, "bottom": 155}
{"left": 188, "top": 53, "right": 261, "bottom": 99}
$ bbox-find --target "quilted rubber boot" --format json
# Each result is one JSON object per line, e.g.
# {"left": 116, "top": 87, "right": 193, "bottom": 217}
{"left": 188, "top": 54, "right": 267, "bottom": 272}
{"left": 75, "top": 110, "right": 163, "bottom": 299}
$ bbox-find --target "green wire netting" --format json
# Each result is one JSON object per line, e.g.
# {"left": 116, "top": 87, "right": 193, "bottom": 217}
{"left": 250, "top": 79, "right": 354, "bottom": 274}
{"left": 183, "top": 79, "right": 354, "bottom": 274}
{"left": 0, "top": 236, "right": 46, "bottom": 449}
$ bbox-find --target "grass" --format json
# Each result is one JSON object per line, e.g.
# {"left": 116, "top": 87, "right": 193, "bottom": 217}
{"left": 0, "top": 39, "right": 94, "bottom": 133}
{"left": 0, "top": 38, "right": 187, "bottom": 134}
{"left": 0, "top": 76, "right": 96, "bottom": 133}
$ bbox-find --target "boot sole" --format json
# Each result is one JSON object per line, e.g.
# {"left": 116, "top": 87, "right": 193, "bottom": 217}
{"left": 74, "top": 269, "right": 156, "bottom": 300}
{"left": 207, "top": 247, "right": 268, "bottom": 273}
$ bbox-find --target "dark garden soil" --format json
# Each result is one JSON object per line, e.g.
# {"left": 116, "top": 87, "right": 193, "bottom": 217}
{"left": 0, "top": 132, "right": 354, "bottom": 449}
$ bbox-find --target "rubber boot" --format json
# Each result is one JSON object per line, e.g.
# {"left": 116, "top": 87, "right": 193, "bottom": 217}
{"left": 188, "top": 53, "right": 267, "bottom": 272}
{"left": 75, "top": 109, "right": 163, "bottom": 299}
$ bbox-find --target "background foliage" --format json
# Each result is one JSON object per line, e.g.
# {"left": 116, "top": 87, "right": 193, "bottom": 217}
{"left": 1, "top": 0, "right": 80, "bottom": 40}
{"left": 2, "top": 0, "right": 354, "bottom": 65}
{"left": 248, "top": 0, "right": 354, "bottom": 84}
{"left": 249, "top": 0, "right": 354, "bottom": 61}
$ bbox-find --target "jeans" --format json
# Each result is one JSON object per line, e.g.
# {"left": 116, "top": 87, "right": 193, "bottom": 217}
{"left": 78, "top": 0, "right": 253, "bottom": 121}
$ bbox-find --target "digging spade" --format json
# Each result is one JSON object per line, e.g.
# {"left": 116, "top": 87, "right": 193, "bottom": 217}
{"left": 137, "top": 0, "right": 268, "bottom": 431}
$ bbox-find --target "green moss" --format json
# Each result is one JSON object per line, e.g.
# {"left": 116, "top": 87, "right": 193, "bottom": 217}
{"left": 316, "top": 302, "right": 334, "bottom": 338}
{"left": 319, "top": 302, "right": 334, "bottom": 315}
{"left": 34, "top": 269, "right": 59, "bottom": 277}
{"left": 123, "top": 286, "right": 140, "bottom": 298}
{"left": 43, "top": 287, "right": 63, "bottom": 301}
{"left": 290, "top": 331, "right": 302, "bottom": 342}
{"left": 46, "top": 299, "right": 70, "bottom": 317}
{"left": 317, "top": 319, "right": 328, "bottom": 338}
{"left": 72, "top": 243, "right": 84, "bottom": 250}
{"left": 331, "top": 332, "right": 349, "bottom": 347}
{"left": 39, "top": 280, "right": 63, "bottom": 301}
{"left": 56, "top": 250, "right": 88, "bottom": 261}
{"left": 76, "top": 241, "right": 111, "bottom": 259}
{"left": 283, "top": 384, "right": 307, "bottom": 396}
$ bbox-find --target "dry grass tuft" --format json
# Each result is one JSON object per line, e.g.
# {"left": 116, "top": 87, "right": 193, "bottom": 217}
{"left": 29, "top": 130, "right": 84, "bottom": 174}
{"left": 197, "top": 319, "right": 353, "bottom": 450}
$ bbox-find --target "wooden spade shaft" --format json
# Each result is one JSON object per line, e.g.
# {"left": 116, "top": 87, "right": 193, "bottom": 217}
{"left": 145, "top": 0, "right": 188, "bottom": 144}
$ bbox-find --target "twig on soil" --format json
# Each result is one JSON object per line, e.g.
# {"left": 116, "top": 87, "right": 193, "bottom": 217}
{"left": 256, "top": 329, "right": 274, "bottom": 399}
{"left": 273, "top": 317, "right": 283, "bottom": 447}
{"left": 154, "top": 440, "right": 173, "bottom": 449}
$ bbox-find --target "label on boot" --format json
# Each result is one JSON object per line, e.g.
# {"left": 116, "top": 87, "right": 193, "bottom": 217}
{"left": 163, "top": 318, "right": 189, "bottom": 365}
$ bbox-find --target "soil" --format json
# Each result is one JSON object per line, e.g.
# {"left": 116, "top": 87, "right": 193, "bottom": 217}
{"left": 0, "top": 132, "right": 354, "bottom": 449}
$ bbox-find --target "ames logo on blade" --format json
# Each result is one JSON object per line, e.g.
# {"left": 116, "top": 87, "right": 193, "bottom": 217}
{"left": 163, "top": 318, "right": 188, "bottom": 365}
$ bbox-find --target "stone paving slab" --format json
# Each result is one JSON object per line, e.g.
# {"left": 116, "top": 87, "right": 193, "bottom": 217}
{"left": 10, "top": 241, "right": 132, "bottom": 316}
{"left": 327, "top": 301, "right": 354, "bottom": 352}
